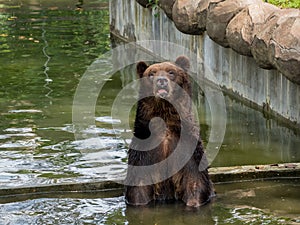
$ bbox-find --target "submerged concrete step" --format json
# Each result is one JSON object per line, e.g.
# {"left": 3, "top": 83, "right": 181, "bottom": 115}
{"left": 0, "top": 163, "right": 299, "bottom": 199}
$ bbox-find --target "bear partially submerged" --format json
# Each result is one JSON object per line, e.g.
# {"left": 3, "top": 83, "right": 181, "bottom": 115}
{"left": 125, "top": 56, "right": 214, "bottom": 207}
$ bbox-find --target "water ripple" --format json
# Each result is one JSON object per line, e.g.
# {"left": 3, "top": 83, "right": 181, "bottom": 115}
{"left": 8, "top": 109, "right": 43, "bottom": 114}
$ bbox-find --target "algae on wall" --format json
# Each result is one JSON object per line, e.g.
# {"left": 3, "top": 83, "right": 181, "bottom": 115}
{"left": 110, "top": 0, "right": 300, "bottom": 127}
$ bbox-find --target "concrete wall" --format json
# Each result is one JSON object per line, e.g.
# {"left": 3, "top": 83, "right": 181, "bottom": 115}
{"left": 109, "top": 0, "right": 300, "bottom": 127}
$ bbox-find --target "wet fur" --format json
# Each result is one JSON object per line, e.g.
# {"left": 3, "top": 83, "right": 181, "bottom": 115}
{"left": 125, "top": 56, "right": 214, "bottom": 207}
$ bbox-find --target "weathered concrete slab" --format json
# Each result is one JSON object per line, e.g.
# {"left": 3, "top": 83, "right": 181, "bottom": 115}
{"left": 209, "top": 163, "right": 300, "bottom": 183}
{"left": 0, "top": 163, "right": 299, "bottom": 198}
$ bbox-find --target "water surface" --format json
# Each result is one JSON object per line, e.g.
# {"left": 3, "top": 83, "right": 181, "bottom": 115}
{"left": 0, "top": 179, "right": 299, "bottom": 224}
{"left": 0, "top": 0, "right": 299, "bottom": 224}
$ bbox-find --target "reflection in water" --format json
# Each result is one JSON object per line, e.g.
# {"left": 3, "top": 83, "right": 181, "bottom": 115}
{"left": 41, "top": 13, "right": 53, "bottom": 99}
{"left": 0, "top": 179, "right": 299, "bottom": 224}
{"left": 0, "top": 0, "right": 112, "bottom": 187}
{"left": 0, "top": 0, "right": 299, "bottom": 224}
{"left": 124, "top": 203, "right": 215, "bottom": 225}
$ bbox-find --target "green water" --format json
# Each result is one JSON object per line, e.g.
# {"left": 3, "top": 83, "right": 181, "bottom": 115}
{"left": 0, "top": 179, "right": 299, "bottom": 224}
{"left": 0, "top": 0, "right": 299, "bottom": 224}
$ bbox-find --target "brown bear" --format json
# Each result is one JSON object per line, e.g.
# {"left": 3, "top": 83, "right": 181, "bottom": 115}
{"left": 125, "top": 56, "right": 214, "bottom": 207}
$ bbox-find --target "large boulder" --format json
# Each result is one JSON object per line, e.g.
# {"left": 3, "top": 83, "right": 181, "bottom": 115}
{"left": 136, "top": 0, "right": 149, "bottom": 8}
{"left": 207, "top": 0, "right": 260, "bottom": 48}
{"left": 251, "top": 9, "right": 299, "bottom": 69}
{"left": 172, "top": 0, "right": 210, "bottom": 35}
{"left": 159, "top": 0, "right": 176, "bottom": 19}
{"left": 270, "top": 16, "right": 300, "bottom": 84}
{"left": 226, "top": 3, "right": 278, "bottom": 56}
{"left": 134, "top": 0, "right": 300, "bottom": 84}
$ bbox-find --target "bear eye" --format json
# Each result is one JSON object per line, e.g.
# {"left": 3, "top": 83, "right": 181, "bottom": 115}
{"left": 149, "top": 72, "right": 155, "bottom": 80}
{"left": 168, "top": 70, "right": 176, "bottom": 79}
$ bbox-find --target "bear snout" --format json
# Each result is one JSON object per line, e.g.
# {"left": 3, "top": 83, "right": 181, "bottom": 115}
{"left": 154, "top": 76, "right": 170, "bottom": 98}
{"left": 156, "top": 76, "right": 168, "bottom": 89}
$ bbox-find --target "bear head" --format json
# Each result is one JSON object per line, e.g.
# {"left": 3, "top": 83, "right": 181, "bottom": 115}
{"left": 136, "top": 56, "right": 191, "bottom": 100}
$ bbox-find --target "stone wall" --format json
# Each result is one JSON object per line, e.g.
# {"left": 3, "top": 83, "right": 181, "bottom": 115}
{"left": 109, "top": 0, "right": 300, "bottom": 127}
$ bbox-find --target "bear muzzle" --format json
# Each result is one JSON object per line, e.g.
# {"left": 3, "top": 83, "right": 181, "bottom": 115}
{"left": 154, "top": 76, "right": 170, "bottom": 98}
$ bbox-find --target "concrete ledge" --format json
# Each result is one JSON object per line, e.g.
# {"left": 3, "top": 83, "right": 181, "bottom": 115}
{"left": 209, "top": 163, "right": 300, "bottom": 183}
{"left": 0, "top": 163, "right": 299, "bottom": 199}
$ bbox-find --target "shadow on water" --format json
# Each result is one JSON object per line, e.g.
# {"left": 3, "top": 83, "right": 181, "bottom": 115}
{"left": 0, "top": 0, "right": 299, "bottom": 224}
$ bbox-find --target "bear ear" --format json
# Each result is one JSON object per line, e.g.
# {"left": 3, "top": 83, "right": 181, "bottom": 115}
{"left": 175, "top": 56, "right": 190, "bottom": 71}
{"left": 136, "top": 61, "right": 148, "bottom": 78}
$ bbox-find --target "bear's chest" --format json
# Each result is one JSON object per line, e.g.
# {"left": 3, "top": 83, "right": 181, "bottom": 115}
{"left": 158, "top": 130, "right": 179, "bottom": 159}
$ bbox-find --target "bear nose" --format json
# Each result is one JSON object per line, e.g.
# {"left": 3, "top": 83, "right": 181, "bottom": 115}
{"left": 156, "top": 76, "right": 168, "bottom": 88}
